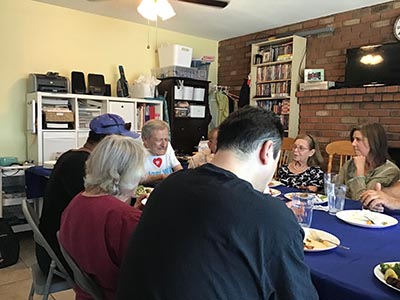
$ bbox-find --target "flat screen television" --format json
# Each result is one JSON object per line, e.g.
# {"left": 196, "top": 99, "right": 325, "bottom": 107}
{"left": 344, "top": 42, "right": 400, "bottom": 87}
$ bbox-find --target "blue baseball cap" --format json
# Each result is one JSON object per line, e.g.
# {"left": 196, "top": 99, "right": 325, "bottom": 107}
{"left": 89, "top": 113, "right": 140, "bottom": 139}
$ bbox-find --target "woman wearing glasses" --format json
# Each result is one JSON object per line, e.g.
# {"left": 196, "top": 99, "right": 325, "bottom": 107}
{"left": 277, "top": 134, "right": 324, "bottom": 192}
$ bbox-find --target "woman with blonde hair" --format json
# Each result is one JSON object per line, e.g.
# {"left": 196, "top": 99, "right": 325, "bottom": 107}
{"left": 59, "top": 135, "right": 147, "bottom": 300}
{"left": 277, "top": 134, "right": 324, "bottom": 192}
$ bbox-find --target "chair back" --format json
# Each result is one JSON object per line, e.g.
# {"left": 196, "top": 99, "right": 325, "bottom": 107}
{"left": 278, "top": 137, "right": 295, "bottom": 167}
{"left": 325, "top": 140, "right": 355, "bottom": 173}
{"left": 21, "top": 199, "right": 73, "bottom": 282}
{"left": 57, "top": 232, "right": 103, "bottom": 300}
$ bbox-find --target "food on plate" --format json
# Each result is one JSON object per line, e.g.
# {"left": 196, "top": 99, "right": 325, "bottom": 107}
{"left": 314, "top": 194, "right": 327, "bottom": 203}
{"left": 380, "top": 263, "right": 400, "bottom": 288}
{"left": 268, "top": 180, "right": 282, "bottom": 187}
{"left": 303, "top": 237, "right": 330, "bottom": 250}
{"left": 135, "top": 185, "right": 153, "bottom": 196}
{"left": 269, "top": 188, "right": 281, "bottom": 197}
{"left": 384, "top": 269, "right": 399, "bottom": 281}
{"left": 386, "top": 277, "right": 400, "bottom": 289}
{"left": 298, "top": 193, "right": 310, "bottom": 198}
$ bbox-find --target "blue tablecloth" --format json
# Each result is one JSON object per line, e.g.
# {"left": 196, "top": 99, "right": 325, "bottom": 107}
{"left": 276, "top": 185, "right": 400, "bottom": 300}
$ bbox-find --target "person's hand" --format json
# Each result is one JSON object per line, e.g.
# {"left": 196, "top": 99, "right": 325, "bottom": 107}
{"left": 133, "top": 194, "right": 149, "bottom": 210}
{"left": 353, "top": 155, "right": 366, "bottom": 176}
{"left": 360, "top": 183, "right": 397, "bottom": 211}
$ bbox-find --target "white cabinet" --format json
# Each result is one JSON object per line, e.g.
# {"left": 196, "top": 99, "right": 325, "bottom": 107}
{"left": 42, "top": 131, "right": 77, "bottom": 161}
{"left": 250, "top": 35, "right": 306, "bottom": 137}
{"left": 27, "top": 92, "right": 163, "bottom": 165}
{"left": 109, "top": 101, "right": 135, "bottom": 125}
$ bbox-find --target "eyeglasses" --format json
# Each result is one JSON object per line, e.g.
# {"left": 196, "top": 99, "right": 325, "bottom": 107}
{"left": 292, "top": 144, "right": 310, "bottom": 152}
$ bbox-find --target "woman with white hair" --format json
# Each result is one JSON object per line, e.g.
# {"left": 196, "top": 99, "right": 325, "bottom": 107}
{"left": 59, "top": 135, "right": 147, "bottom": 300}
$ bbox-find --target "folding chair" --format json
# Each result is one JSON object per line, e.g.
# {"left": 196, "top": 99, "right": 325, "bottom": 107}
{"left": 21, "top": 199, "right": 74, "bottom": 300}
{"left": 57, "top": 232, "right": 103, "bottom": 300}
{"left": 325, "top": 140, "right": 355, "bottom": 173}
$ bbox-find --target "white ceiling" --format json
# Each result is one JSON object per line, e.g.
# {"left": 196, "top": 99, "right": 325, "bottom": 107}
{"left": 34, "top": 0, "right": 392, "bottom": 40}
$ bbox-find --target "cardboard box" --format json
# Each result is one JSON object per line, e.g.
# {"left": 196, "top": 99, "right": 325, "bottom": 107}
{"left": 44, "top": 111, "right": 74, "bottom": 122}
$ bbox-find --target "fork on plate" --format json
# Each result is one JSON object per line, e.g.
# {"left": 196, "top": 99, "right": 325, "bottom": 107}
{"left": 309, "top": 230, "right": 350, "bottom": 250}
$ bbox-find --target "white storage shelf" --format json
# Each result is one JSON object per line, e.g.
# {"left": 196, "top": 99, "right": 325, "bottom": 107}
{"left": 0, "top": 165, "right": 34, "bottom": 233}
{"left": 27, "top": 92, "right": 163, "bottom": 165}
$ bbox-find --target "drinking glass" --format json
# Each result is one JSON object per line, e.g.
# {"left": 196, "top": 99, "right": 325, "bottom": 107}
{"left": 327, "top": 183, "right": 346, "bottom": 215}
{"left": 324, "top": 173, "right": 337, "bottom": 195}
{"left": 291, "top": 193, "right": 314, "bottom": 227}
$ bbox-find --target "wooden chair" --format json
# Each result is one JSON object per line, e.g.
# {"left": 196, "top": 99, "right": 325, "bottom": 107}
{"left": 325, "top": 140, "right": 355, "bottom": 173}
{"left": 278, "top": 137, "right": 295, "bottom": 167}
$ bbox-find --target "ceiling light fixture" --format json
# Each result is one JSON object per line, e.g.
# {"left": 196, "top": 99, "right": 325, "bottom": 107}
{"left": 137, "top": 0, "right": 176, "bottom": 21}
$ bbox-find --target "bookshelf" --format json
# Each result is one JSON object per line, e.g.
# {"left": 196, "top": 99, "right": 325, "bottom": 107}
{"left": 27, "top": 92, "right": 163, "bottom": 165}
{"left": 250, "top": 35, "right": 306, "bottom": 137}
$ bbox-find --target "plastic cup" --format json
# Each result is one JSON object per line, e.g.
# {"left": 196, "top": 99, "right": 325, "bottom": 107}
{"left": 328, "top": 183, "right": 346, "bottom": 215}
{"left": 291, "top": 192, "right": 314, "bottom": 227}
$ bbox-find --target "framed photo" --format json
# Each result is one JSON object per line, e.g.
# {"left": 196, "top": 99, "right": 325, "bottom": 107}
{"left": 262, "top": 51, "right": 271, "bottom": 63}
{"left": 304, "top": 69, "right": 325, "bottom": 82}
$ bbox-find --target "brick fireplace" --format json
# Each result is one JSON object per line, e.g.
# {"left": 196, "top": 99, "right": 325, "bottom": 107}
{"left": 296, "top": 86, "right": 400, "bottom": 165}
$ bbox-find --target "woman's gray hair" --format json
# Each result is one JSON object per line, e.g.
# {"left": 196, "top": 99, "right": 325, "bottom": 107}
{"left": 84, "top": 135, "right": 146, "bottom": 196}
{"left": 141, "top": 119, "right": 169, "bottom": 140}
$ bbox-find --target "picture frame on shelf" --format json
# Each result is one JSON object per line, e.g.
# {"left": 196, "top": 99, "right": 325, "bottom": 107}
{"left": 304, "top": 69, "right": 325, "bottom": 82}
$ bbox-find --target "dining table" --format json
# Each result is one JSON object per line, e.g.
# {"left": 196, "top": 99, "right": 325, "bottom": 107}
{"left": 274, "top": 185, "right": 400, "bottom": 300}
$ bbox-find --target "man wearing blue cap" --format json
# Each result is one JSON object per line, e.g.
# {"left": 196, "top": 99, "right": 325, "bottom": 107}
{"left": 37, "top": 113, "right": 139, "bottom": 275}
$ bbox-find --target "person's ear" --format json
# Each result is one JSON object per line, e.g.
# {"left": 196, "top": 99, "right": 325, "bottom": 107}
{"left": 309, "top": 149, "right": 315, "bottom": 157}
{"left": 259, "top": 140, "right": 274, "bottom": 165}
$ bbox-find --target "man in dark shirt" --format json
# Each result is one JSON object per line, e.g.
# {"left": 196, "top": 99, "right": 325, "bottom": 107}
{"left": 117, "top": 106, "right": 318, "bottom": 300}
{"left": 36, "top": 113, "right": 139, "bottom": 274}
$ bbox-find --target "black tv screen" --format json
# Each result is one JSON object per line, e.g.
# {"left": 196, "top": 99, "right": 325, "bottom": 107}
{"left": 344, "top": 42, "right": 400, "bottom": 87}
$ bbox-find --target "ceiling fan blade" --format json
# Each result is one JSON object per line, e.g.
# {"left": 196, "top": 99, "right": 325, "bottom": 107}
{"left": 177, "top": 0, "right": 229, "bottom": 8}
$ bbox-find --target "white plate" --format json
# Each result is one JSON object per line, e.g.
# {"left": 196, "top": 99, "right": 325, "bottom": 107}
{"left": 373, "top": 262, "right": 400, "bottom": 293}
{"left": 303, "top": 228, "right": 340, "bottom": 252}
{"left": 313, "top": 194, "right": 328, "bottom": 204}
{"left": 268, "top": 180, "right": 283, "bottom": 188}
{"left": 336, "top": 210, "right": 398, "bottom": 228}
{"left": 269, "top": 188, "right": 281, "bottom": 197}
{"left": 284, "top": 192, "right": 327, "bottom": 204}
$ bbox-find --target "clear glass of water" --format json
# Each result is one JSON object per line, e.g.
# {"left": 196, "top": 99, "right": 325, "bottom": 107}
{"left": 291, "top": 193, "right": 314, "bottom": 227}
{"left": 328, "top": 183, "right": 346, "bottom": 215}
{"left": 324, "top": 173, "right": 337, "bottom": 195}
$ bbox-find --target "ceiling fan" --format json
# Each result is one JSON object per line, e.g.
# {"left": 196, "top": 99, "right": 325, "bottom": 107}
{"left": 175, "top": 0, "right": 229, "bottom": 8}
{"left": 87, "top": 0, "right": 229, "bottom": 9}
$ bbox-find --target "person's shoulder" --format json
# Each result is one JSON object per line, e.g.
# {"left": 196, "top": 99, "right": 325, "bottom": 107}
{"left": 385, "top": 159, "right": 400, "bottom": 169}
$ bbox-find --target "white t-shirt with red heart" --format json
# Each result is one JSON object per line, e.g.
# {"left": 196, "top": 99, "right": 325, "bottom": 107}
{"left": 145, "top": 143, "right": 181, "bottom": 176}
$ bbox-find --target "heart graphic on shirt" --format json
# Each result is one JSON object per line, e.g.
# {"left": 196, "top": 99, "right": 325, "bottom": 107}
{"left": 153, "top": 157, "right": 162, "bottom": 168}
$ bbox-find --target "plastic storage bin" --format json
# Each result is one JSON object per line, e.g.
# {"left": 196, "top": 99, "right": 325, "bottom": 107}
{"left": 191, "top": 60, "right": 211, "bottom": 80}
{"left": 152, "top": 66, "right": 206, "bottom": 80}
{"left": 158, "top": 44, "right": 193, "bottom": 68}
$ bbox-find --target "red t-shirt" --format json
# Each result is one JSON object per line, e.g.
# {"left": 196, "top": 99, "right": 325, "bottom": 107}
{"left": 59, "top": 193, "right": 141, "bottom": 300}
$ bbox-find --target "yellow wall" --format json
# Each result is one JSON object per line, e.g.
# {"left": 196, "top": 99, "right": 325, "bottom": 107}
{"left": 0, "top": 0, "right": 218, "bottom": 161}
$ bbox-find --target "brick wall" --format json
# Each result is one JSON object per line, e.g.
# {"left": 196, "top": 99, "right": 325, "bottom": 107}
{"left": 218, "top": 0, "right": 400, "bottom": 160}
{"left": 297, "top": 86, "right": 400, "bottom": 149}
